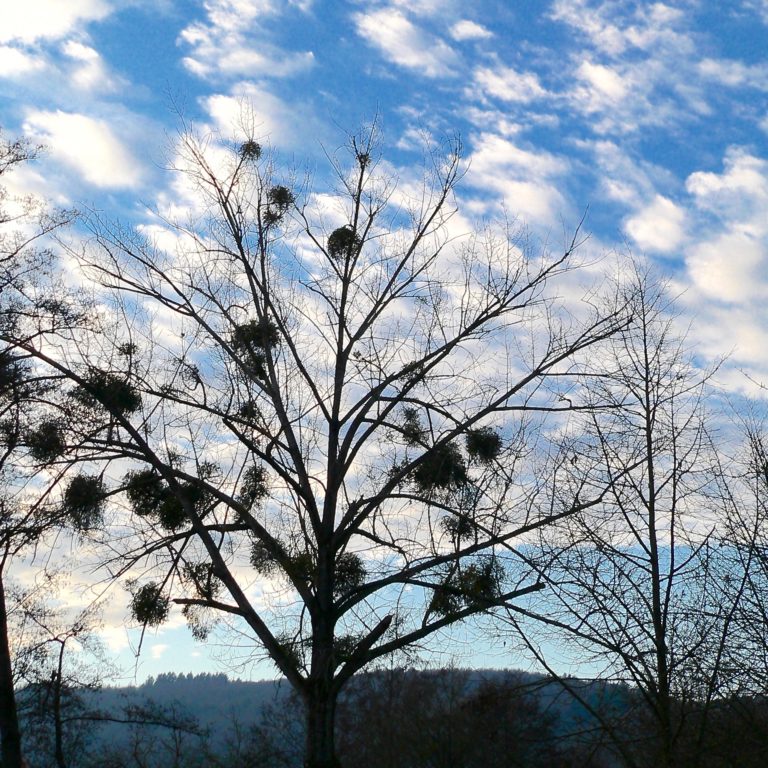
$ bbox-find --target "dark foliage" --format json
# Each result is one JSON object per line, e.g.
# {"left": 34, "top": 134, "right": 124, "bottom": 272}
{"left": 63, "top": 474, "right": 106, "bottom": 530}
{"left": 74, "top": 371, "right": 142, "bottom": 416}
{"left": 237, "top": 464, "right": 269, "bottom": 509}
{"left": 441, "top": 512, "right": 475, "bottom": 542}
{"left": 465, "top": 427, "right": 502, "bottom": 464}
{"left": 285, "top": 551, "right": 314, "bottom": 585}
{"left": 336, "top": 668, "right": 579, "bottom": 768}
{"left": 334, "top": 553, "right": 366, "bottom": 598}
{"left": 264, "top": 185, "right": 295, "bottom": 225}
{"left": 26, "top": 419, "right": 66, "bottom": 462}
{"left": 0, "top": 351, "right": 25, "bottom": 395}
{"left": 123, "top": 469, "right": 213, "bottom": 532}
{"left": 239, "top": 140, "right": 262, "bottom": 161}
{"left": 250, "top": 540, "right": 281, "bottom": 576}
{"left": 131, "top": 583, "right": 170, "bottom": 626}
{"left": 430, "top": 557, "right": 504, "bottom": 617}
{"left": 401, "top": 407, "right": 426, "bottom": 446}
{"left": 413, "top": 442, "right": 468, "bottom": 493}
{"left": 327, "top": 225, "right": 361, "bottom": 260}
{"left": 181, "top": 562, "right": 220, "bottom": 601}
{"left": 232, "top": 319, "right": 280, "bottom": 352}
{"left": 124, "top": 469, "right": 186, "bottom": 531}
{"left": 231, "top": 319, "right": 281, "bottom": 379}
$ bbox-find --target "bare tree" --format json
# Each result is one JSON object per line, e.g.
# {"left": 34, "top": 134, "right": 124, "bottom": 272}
{"left": 4, "top": 124, "right": 631, "bottom": 767}
{"left": 515, "top": 266, "right": 738, "bottom": 768}
{"left": 0, "top": 131, "right": 79, "bottom": 768}
{"left": 713, "top": 421, "right": 768, "bottom": 696}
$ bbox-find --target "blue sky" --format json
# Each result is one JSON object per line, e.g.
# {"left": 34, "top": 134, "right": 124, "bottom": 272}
{"left": 2, "top": 0, "right": 767, "bottom": 681}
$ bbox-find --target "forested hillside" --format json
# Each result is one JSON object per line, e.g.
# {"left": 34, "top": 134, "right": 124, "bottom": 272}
{"left": 16, "top": 668, "right": 768, "bottom": 767}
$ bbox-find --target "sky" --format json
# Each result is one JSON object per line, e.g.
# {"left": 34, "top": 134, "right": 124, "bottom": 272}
{"left": 1, "top": 0, "right": 767, "bottom": 682}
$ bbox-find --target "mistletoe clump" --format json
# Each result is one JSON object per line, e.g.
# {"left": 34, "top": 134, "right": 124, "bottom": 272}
{"left": 250, "top": 539, "right": 281, "bottom": 576}
{"left": 441, "top": 512, "right": 476, "bottom": 542}
{"left": 412, "top": 442, "right": 468, "bottom": 494}
{"left": 239, "top": 139, "right": 262, "bottom": 160}
{"left": 0, "top": 352, "right": 25, "bottom": 396}
{"left": 286, "top": 551, "right": 315, "bottom": 584}
{"left": 231, "top": 318, "right": 281, "bottom": 379}
{"left": 27, "top": 419, "right": 66, "bottom": 462}
{"left": 334, "top": 552, "right": 366, "bottom": 598}
{"left": 264, "top": 185, "right": 295, "bottom": 225}
{"left": 182, "top": 561, "right": 220, "bottom": 601}
{"left": 130, "top": 583, "right": 169, "bottom": 626}
{"left": 401, "top": 407, "right": 426, "bottom": 446}
{"left": 237, "top": 464, "right": 269, "bottom": 509}
{"left": 466, "top": 427, "right": 502, "bottom": 464}
{"left": 232, "top": 318, "right": 280, "bottom": 352}
{"left": 429, "top": 557, "right": 505, "bottom": 617}
{"left": 456, "top": 558, "right": 505, "bottom": 607}
{"left": 275, "top": 633, "right": 304, "bottom": 670}
{"left": 429, "top": 583, "right": 462, "bottom": 617}
{"left": 124, "top": 469, "right": 188, "bottom": 531}
{"left": 63, "top": 474, "right": 106, "bottom": 531}
{"left": 237, "top": 398, "right": 262, "bottom": 422}
{"left": 182, "top": 604, "right": 216, "bottom": 641}
{"left": 327, "top": 225, "right": 361, "bottom": 260}
{"left": 74, "top": 371, "right": 142, "bottom": 416}
{"left": 333, "top": 634, "right": 361, "bottom": 664}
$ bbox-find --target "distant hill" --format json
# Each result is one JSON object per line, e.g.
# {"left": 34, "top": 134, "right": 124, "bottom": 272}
{"left": 19, "top": 668, "right": 632, "bottom": 767}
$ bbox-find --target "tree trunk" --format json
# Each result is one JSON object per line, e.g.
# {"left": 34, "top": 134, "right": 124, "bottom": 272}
{"left": 304, "top": 683, "right": 340, "bottom": 768}
{"left": 0, "top": 572, "right": 24, "bottom": 768}
{"left": 53, "top": 641, "right": 66, "bottom": 768}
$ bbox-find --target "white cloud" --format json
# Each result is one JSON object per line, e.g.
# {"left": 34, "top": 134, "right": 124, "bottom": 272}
{"left": 179, "top": 0, "right": 315, "bottom": 80}
{"left": 550, "top": 1, "right": 687, "bottom": 56}
{"left": 22, "top": 110, "right": 143, "bottom": 189}
{"left": 151, "top": 643, "right": 169, "bottom": 660}
{"left": 450, "top": 19, "right": 493, "bottom": 41}
{"left": 0, "top": 45, "right": 45, "bottom": 76}
{"left": 624, "top": 194, "right": 686, "bottom": 254}
{"left": 62, "top": 40, "right": 99, "bottom": 62}
{"left": 574, "top": 60, "right": 629, "bottom": 108}
{"left": 548, "top": 2, "right": 709, "bottom": 135}
{"left": 0, "top": 0, "right": 111, "bottom": 43}
{"left": 686, "top": 149, "right": 768, "bottom": 229}
{"left": 204, "top": 83, "right": 316, "bottom": 148}
{"left": 463, "top": 107, "right": 525, "bottom": 137}
{"left": 390, "top": 0, "right": 453, "bottom": 16}
{"left": 470, "top": 133, "right": 566, "bottom": 179}
{"left": 354, "top": 8, "right": 459, "bottom": 78}
{"left": 575, "top": 138, "right": 661, "bottom": 207}
{"left": 463, "top": 133, "right": 569, "bottom": 223}
{"left": 683, "top": 150, "right": 768, "bottom": 310}
{"left": 698, "top": 57, "right": 768, "bottom": 90}
{"left": 686, "top": 230, "right": 765, "bottom": 304}
{"left": 742, "top": 0, "right": 768, "bottom": 24}
{"left": 473, "top": 64, "right": 546, "bottom": 103}
{"left": 61, "top": 39, "right": 123, "bottom": 92}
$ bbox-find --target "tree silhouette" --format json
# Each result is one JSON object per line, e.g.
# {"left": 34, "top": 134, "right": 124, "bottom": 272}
{"left": 4, "top": 123, "right": 631, "bottom": 767}
{"left": 0, "top": 131, "right": 78, "bottom": 768}
{"left": 516, "top": 266, "right": 748, "bottom": 768}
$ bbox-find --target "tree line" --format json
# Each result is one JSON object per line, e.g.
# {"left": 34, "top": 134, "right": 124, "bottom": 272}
{"left": 0, "top": 122, "right": 766, "bottom": 768}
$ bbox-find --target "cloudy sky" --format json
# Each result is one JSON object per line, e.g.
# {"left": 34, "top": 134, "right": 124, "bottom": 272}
{"left": 2, "top": 0, "right": 767, "bottom": 679}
